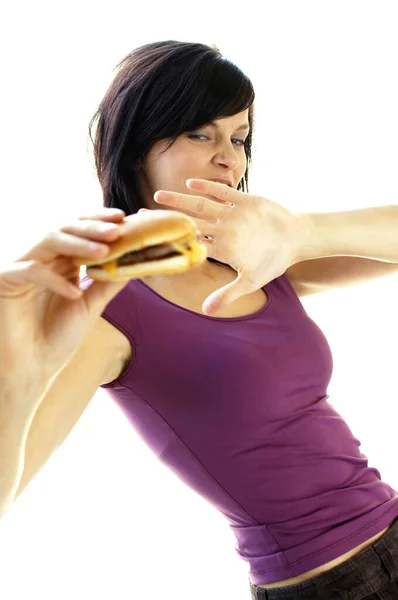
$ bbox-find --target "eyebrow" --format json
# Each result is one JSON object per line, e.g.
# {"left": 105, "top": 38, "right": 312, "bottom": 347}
{"left": 208, "top": 121, "right": 250, "bottom": 132}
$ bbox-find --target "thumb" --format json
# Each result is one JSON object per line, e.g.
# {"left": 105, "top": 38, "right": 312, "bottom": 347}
{"left": 202, "top": 274, "right": 249, "bottom": 316}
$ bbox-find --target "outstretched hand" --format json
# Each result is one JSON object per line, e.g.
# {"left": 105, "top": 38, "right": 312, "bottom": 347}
{"left": 151, "top": 179, "right": 309, "bottom": 316}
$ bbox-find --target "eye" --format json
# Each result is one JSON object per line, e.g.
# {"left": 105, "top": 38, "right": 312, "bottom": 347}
{"left": 188, "top": 134, "right": 246, "bottom": 146}
{"left": 188, "top": 134, "right": 209, "bottom": 141}
{"left": 232, "top": 138, "right": 246, "bottom": 147}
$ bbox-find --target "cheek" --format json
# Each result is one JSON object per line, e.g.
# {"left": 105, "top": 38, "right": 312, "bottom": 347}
{"left": 164, "top": 151, "right": 199, "bottom": 180}
{"left": 240, "top": 153, "right": 248, "bottom": 174}
{"left": 152, "top": 158, "right": 186, "bottom": 192}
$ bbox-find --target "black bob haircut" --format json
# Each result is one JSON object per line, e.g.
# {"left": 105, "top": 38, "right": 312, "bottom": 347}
{"left": 88, "top": 40, "right": 255, "bottom": 215}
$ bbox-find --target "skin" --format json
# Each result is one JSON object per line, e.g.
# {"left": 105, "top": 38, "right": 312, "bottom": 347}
{"left": 136, "top": 109, "right": 250, "bottom": 284}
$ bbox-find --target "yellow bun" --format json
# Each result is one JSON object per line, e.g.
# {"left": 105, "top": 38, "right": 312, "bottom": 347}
{"left": 72, "top": 209, "right": 207, "bottom": 282}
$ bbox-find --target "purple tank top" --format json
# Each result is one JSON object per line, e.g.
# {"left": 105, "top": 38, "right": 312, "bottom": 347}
{"left": 80, "top": 272, "right": 398, "bottom": 584}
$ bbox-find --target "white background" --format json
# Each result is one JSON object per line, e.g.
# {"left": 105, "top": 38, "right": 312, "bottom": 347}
{"left": 0, "top": 1, "right": 397, "bottom": 599}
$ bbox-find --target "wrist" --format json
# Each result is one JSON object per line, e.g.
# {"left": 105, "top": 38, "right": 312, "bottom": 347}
{"left": 293, "top": 212, "right": 343, "bottom": 263}
{"left": 293, "top": 213, "right": 319, "bottom": 263}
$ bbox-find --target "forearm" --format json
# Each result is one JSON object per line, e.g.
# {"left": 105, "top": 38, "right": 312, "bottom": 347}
{"left": 0, "top": 380, "right": 52, "bottom": 519}
{"left": 297, "top": 205, "right": 398, "bottom": 264}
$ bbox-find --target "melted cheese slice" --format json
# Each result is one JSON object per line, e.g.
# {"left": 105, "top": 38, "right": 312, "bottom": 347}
{"left": 172, "top": 239, "right": 203, "bottom": 264}
{"left": 102, "top": 260, "right": 118, "bottom": 274}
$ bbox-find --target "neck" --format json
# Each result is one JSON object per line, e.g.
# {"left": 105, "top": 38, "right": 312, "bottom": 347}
{"left": 141, "top": 258, "right": 235, "bottom": 289}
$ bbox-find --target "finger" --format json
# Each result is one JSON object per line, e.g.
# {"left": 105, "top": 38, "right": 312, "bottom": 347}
{"left": 18, "top": 231, "right": 111, "bottom": 263}
{"left": 186, "top": 179, "right": 238, "bottom": 204}
{"left": 0, "top": 261, "right": 83, "bottom": 299}
{"left": 66, "top": 270, "right": 82, "bottom": 288}
{"left": 77, "top": 208, "right": 126, "bottom": 221}
{"left": 52, "top": 261, "right": 81, "bottom": 288}
{"left": 59, "top": 219, "right": 122, "bottom": 242}
{"left": 202, "top": 274, "right": 248, "bottom": 316}
{"left": 51, "top": 255, "right": 82, "bottom": 276}
{"left": 154, "top": 191, "right": 225, "bottom": 221}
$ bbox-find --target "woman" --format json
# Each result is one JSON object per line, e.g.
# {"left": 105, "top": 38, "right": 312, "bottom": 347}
{"left": 1, "top": 40, "right": 397, "bottom": 599}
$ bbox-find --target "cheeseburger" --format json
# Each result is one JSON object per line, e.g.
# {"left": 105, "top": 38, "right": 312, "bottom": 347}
{"left": 72, "top": 209, "right": 207, "bottom": 281}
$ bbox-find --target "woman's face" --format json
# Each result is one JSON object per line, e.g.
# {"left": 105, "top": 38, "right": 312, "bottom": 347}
{"left": 137, "top": 109, "right": 250, "bottom": 211}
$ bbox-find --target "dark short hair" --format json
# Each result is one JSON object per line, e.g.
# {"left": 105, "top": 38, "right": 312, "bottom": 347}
{"left": 88, "top": 40, "right": 255, "bottom": 215}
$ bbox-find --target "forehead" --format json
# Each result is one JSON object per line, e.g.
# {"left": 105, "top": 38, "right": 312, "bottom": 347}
{"left": 211, "top": 109, "right": 250, "bottom": 129}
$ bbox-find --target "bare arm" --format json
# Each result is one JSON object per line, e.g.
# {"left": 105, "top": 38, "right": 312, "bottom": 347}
{"left": 1, "top": 316, "right": 126, "bottom": 515}
{"left": 0, "top": 381, "right": 54, "bottom": 519}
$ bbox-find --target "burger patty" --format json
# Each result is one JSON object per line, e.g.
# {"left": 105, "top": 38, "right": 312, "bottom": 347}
{"left": 116, "top": 242, "right": 189, "bottom": 266}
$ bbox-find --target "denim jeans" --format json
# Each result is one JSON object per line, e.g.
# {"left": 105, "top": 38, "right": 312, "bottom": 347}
{"left": 249, "top": 516, "right": 398, "bottom": 599}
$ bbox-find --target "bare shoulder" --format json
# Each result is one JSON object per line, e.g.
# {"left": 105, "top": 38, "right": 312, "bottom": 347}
{"left": 98, "top": 316, "right": 134, "bottom": 384}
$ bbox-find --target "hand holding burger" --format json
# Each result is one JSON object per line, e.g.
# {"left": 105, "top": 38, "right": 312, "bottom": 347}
{"left": 0, "top": 208, "right": 206, "bottom": 400}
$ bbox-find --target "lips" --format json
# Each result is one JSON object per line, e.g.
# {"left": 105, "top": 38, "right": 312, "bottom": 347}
{"left": 208, "top": 178, "right": 233, "bottom": 187}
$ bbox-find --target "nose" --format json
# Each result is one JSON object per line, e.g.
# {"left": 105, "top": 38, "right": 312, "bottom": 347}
{"left": 213, "top": 143, "right": 240, "bottom": 171}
